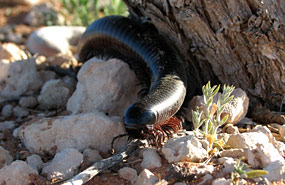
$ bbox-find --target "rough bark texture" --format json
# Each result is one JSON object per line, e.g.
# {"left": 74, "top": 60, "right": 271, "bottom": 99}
{"left": 123, "top": 0, "right": 285, "bottom": 111}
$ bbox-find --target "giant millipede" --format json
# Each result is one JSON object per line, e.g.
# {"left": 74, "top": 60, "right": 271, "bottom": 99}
{"left": 77, "top": 15, "right": 187, "bottom": 145}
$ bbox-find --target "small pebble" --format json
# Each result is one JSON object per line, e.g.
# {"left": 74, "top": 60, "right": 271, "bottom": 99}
{"left": 264, "top": 160, "right": 285, "bottom": 181}
{"left": 118, "top": 167, "right": 137, "bottom": 184}
{"left": 174, "top": 182, "right": 187, "bottom": 185}
{"left": 41, "top": 148, "right": 83, "bottom": 181}
{"left": 19, "top": 96, "right": 38, "bottom": 108}
{"left": 13, "top": 127, "right": 21, "bottom": 138}
{"left": 13, "top": 106, "right": 29, "bottom": 118}
{"left": 83, "top": 148, "right": 102, "bottom": 164}
{"left": 223, "top": 124, "right": 239, "bottom": 134}
{"left": 0, "top": 160, "right": 39, "bottom": 185}
{"left": 26, "top": 26, "right": 84, "bottom": 56}
{"left": 218, "top": 157, "right": 236, "bottom": 173}
{"left": 1, "top": 104, "right": 13, "bottom": 118}
{"left": 212, "top": 178, "right": 232, "bottom": 185}
{"left": 38, "top": 79, "right": 70, "bottom": 110}
{"left": 26, "top": 154, "right": 43, "bottom": 171}
{"left": 141, "top": 148, "right": 161, "bottom": 169}
{"left": 136, "top": 169, "right": 158, "bottom": 185}
{"left": 0, "top": 121, "right": 16, "bottom": 131}
{"left": 162, "top": 135, "right": 208, "bottom": 163}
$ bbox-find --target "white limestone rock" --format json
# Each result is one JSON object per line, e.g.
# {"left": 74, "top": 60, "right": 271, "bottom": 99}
{"left": 247, "top": 143, "right": 284, "bottom": 168}
{"left": 0, "top": 160, "right": 39, "bottom": 185}
{"left": 273, "top": 140, "right": 285, "bottom": 157}
{"left": 19, "top": 112, "right": 127, "bottom": 155}
{"left": 0, "top": 59, "right": 42, "bottom": 103}
{"left": 13, "top": 106, "right": 29, "bottom": 118}
{"left": 226, "top": 132, "right": 269, "bottom": 149}
{"left": 0, "top": 146, "right": 13, "bottom": 168}
{"left": 41, "top": 148, "right": 83, "bottom": 181}
{"left": 264, "top": 160, "right": 285, "bottom": 181}
{"left": 1, "top": 104, "right": 13, "bottom": 118}
{"left": 219, "top": 148, "right": 246, "bottom": 158}
{"left": 19, "top": 96, "right": 38, "bottom": 108}
{"left": 227, "top": 130, "right": 284, "bottom": 168}
{"left": 67, "top": 58, "right": 140, "bottom": 117}
{"left": 227, "top": 131, "right": 285, "bottom": 168}
{"left": 222, "top": 88, "right": 249, "bottom": 124}
{"left": 37, "top": 79, "right": 70, "bottom": 110}
{"left": 191, "top": 163, "right": 215, "bottom": 175}
{"left": 162, "top": 135, "right": 208, "bottom": 163}
{"left": 251, "top": 125, "right": 276, "bottom": 143}
{"left": 118, "top": 167, "right": 138, "bottom": 184}
{"left": 251, "top": 125, "right": 285, "bottom": 156}
{"left": 141, "top": 148, "right": 161, "bottom": 169}
{"left": 136, "top": 169, "right": 158, "bottom": 185}
{"left": 26, "top": 26, "right": 85, "bottom": 56}
{"left": 26, "top": 154, "right": 43, "bottom": 171}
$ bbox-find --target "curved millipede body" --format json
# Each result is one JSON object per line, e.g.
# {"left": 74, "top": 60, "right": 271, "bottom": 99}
{"left": 78, "top": 16, "right": 187, "bottom": 144}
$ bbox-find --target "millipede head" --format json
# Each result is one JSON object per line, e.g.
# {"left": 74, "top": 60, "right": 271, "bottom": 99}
{"left": 124, "top": 104, "right": 156, "bottom": 139}
{"left": 124, "top": 103, "right": 184, "bottom": 147}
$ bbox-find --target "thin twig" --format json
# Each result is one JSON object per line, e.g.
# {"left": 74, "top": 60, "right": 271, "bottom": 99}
{"left": 56, "top": 139, "right": 143, "bottom": 185}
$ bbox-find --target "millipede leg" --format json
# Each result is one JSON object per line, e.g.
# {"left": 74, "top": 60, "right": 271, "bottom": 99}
{"left": 145, "top": 115, "right": 184, "bottom": 147}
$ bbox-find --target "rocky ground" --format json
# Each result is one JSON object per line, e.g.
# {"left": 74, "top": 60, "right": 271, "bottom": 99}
{"left": 0, "top": 0, "right": 285, "bottom": 185}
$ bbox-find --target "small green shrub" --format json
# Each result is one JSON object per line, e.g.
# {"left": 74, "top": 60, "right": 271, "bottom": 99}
{"left": 61, "top": 0, "right": 128, "bottom": 26}
{"left": 192, "top": 81, "right": 235, "bottom": 136}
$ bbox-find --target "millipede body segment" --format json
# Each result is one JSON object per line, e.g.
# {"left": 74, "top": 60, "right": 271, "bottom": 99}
{"left": 77, "top": 16, "right": 187, "bottom": 144}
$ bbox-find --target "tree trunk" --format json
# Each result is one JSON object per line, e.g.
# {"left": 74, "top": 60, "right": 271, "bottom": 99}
{"left": 123, "top": 0, "right": 285, "bottom": 111}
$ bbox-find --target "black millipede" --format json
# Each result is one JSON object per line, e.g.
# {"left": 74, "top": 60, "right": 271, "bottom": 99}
{"left": 77, "top": 15, "right": 187, "bottom": 145}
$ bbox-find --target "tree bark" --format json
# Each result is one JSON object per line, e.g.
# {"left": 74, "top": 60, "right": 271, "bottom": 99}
{"left": 123, "top": 0, "right": 285, "bottom": 111}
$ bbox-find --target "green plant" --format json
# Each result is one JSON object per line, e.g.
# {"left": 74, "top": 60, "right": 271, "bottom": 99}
{"left": 42, "top": 12, "right": 59, "bottom": 26}
{"left": 192, "top": 81, "right": 235, "bottom": 136}
{"left": 102, "top": 0, "right": 129, "bottom": 17}
{"left": 233, "top": 160, "right": 248, "bottom": 177}
{"left": 61, "top": 0, "right": 128, "bottom": 26}
{"left": 231, "top": 160, "right": 268, "bottom": 185}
